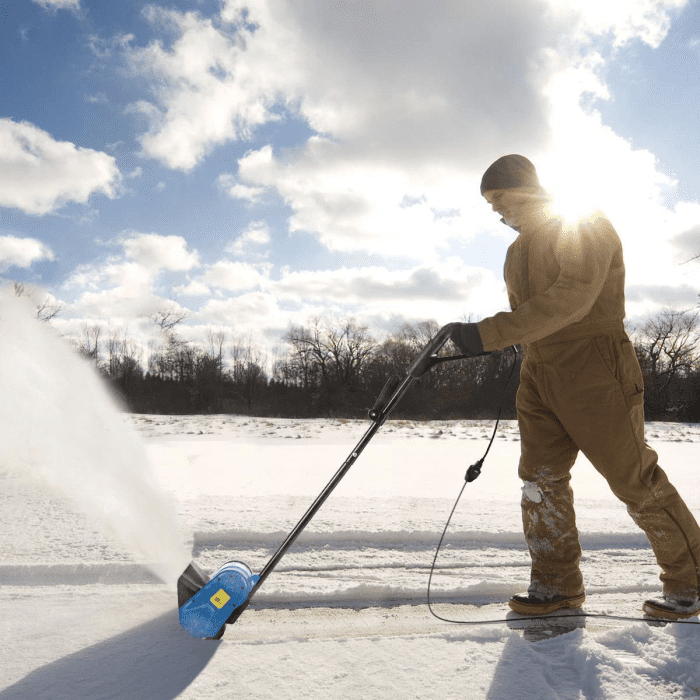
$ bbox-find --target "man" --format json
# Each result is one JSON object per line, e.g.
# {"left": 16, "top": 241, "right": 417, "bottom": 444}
{"left": 448, "top": 154, "right": 700, "bottom": 620}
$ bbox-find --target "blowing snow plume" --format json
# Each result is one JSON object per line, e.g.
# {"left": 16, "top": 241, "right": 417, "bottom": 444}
{"left": 0, "top": 289, "right": 189, "bottom": 585}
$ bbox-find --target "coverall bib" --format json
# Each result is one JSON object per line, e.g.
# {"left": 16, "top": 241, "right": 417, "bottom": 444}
{"left": 477, "top": 207, "right": 700, "bottom": 598}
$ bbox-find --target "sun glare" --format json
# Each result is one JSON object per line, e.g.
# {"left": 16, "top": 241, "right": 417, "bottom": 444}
{"left": 543, "top": 180, "right": 602, "bottom": 227}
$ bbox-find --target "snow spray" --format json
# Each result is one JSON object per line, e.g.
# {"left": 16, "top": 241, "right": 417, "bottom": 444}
{"left": 0, "top": 289, "right": 189, "bottom": 585}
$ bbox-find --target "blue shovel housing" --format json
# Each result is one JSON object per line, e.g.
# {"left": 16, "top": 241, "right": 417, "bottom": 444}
{"left": 178, "top": 561, "right": 260, "bottom": 639}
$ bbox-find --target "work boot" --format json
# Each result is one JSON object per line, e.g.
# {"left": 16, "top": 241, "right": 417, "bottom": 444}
{"left": 642, "top": 595, "right": 700, "bottom": 620}
{"left": 508, "top": 592, "right": 586, "bottom": 615}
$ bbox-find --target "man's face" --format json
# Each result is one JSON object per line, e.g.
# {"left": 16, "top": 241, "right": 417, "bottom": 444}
{"left": 483, "top": 189, "right": 526, "bottom": 227}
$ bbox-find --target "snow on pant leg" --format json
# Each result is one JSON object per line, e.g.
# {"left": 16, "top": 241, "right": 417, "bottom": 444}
{"left": 540, "top": 333, "right": 700, "bottom": 598}
{"left": 516, "top": 354, "right": 584, "bottom": 598}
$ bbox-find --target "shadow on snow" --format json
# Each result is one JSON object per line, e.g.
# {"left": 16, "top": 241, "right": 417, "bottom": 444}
{"left": 0, "top": 609, "right": 219, "bottom": 700}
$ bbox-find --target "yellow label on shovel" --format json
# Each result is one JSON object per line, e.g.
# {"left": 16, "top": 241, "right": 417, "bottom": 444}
{"left": 210, "top": 589, "right": 230, "bottom": 609}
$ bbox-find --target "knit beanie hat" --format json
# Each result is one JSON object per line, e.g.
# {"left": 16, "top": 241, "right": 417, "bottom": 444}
{"left": 480, "top": 155, "right": 540, "bottom": 194}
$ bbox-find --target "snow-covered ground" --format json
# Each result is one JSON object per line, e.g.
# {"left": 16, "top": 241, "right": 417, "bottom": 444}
{"left": 3, "top": 293, "right": 700, "bottom": 699}
{"left": 3, "top": 415, "right": 700, "bottom": 699}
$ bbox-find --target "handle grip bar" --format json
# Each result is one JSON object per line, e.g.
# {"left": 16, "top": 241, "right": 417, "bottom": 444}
{"left": 406, "top": 324, "right": 454, "bottom": 378}
{"left": 407, "top": 324, "right": 491, "bottom": 378}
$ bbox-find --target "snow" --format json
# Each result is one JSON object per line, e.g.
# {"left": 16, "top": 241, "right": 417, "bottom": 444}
{"left": 3, "top": 294, "right": 700, "bottom": 698}
{"left": 522, "top": 481, "right": 544, "bottom": 503}
{"left": 0, "top": 292, "right": 189, "bottom": 585}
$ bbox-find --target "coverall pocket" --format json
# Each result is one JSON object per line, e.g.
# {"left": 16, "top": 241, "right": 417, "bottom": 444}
{"left": 593, "top": 336, "right": 644, "bottom": 406}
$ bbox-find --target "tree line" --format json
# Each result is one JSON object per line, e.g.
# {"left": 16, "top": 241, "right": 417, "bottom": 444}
{"left": 71, "top": 314, "right": 519, "bottom": 419}
{"left": 76, "top": 308, "right": 700, "bottom": 422}
{"left": 14, "top": 284, "right": 700, "bottom": 421}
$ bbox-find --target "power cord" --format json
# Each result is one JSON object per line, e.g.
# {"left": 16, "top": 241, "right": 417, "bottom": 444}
{"left": 427, "top": 346, "right": 516, "bottom": 622}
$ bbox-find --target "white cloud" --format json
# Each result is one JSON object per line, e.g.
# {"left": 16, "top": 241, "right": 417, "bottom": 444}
{"left": 545, "top": 0, "right": 686, "bottom": 49}
{"left": 0, "top": 119, "right": 121, "bottom": 215}
{"left": 32, "top": 0, "right": 80, "bottom": 10}
{"left": 626, "top": 284, "right": 698, "bottom": 308}
{"left": 121, "top": 232, "right": 200, "bottom": 272}
{"left": 0, "top": 236, "right": 55, "bottom": 271}
{"left": 126, "top": 6, "right": 284, "bottom": 171}
{"left": 128, "top": 0, "right": 554, "bottom": 172}
{"left": 173, "top": 279, "right": 211, "bottom": 297}
{"left": 236, "top": 141, "right": 476, "bottom": 258}
{"left": 63, "top": 233, "right": 200, "bottom": 319}
{"left": 71, "top": 283, "right": 160, "bottom": 320}
{"left": 88, "top": 32, "right": 135, "bottom": 60}
{"left": 203, "top": 259, "right": 269, "bottom": 291}
{"left": 217, "top": 172, "right": 267, "bottom": 203}
{"left": 232, "top": 183, "right": 265, "bottom": 202}
{"left": 145, "top": 0, "right": 674, "bottom": 171}
{"left": 187, "top": 259, "right": 509, "bottom": 348}
{"left": 123, "top": 0, "right": 689, "bottom": 271}
{"left": 226, "top": 220, "right": 270, "bottom": 256}
{"left": 671, "top": 212, "right": 700, "bottom": 262}
{"left": 86, "top": 93, "right": 109, "bottom": 105}
{"left": 200, "top": 291, "right": 280, "bottom": 327}
{"left": 269, "top": 260, "right": 507, "bottom": 324}
{"left": 98, "top": 0, "right": 697, "bottom": 331}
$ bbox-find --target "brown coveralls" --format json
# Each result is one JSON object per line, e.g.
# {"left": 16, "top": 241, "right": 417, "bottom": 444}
{"left": 477, "top": 206, "right": 700, "bottom": 599}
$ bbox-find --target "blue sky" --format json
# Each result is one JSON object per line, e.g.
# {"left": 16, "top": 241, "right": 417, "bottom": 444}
{"left": 3, "top": 0, "right": 700, "bottom": 357}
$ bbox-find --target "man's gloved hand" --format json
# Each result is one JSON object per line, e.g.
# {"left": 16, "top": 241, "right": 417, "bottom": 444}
{"left": 447, "top": 322, "right": 484, "bottom": 357}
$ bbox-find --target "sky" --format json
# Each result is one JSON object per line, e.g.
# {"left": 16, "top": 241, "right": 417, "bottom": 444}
{"left": 2, "top": 0, "right": 700, "bottom": 360}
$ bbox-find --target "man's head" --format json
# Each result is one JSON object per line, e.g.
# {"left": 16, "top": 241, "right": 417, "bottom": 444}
{"left": 481, "top": 155, "right": 546, "bottom": 228}
{"left": 480, "top": 154, "right": 540, "bottom": 195}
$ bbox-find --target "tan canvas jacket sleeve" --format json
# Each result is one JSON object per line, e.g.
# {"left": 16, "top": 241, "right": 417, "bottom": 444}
{"left": 477, "top": 213, "right": 626, "bottom": 352}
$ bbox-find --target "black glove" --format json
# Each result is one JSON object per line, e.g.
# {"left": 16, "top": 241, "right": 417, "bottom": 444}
{"left": 448, "top": 322, "right": 484, "bottom": 357}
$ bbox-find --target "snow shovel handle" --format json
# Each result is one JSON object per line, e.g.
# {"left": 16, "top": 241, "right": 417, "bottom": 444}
{"left": 368, "top": 329, "right": 492, "bottom": 422}
{"left": 368, "top": 375, "right": 402, "bottom": 421}
{"left": 406, "top": 324, "right": 455, "bottom": 378}
{"left": 367, "top": 327, "right": 459, "bottom": 423}
{"left": 407, "top": 324, "right": 492, "bottom": 378}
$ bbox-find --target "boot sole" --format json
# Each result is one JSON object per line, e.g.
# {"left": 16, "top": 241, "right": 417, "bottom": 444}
{"left": 508, "top": 593, "right": 586, "bottom": 615}
{"left": 642, "top": 601, "right": 700, "bottom": 620}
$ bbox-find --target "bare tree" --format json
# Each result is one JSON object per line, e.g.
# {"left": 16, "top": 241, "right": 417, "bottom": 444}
{"left": 150, "top": 302, "right": 187, "bottom": 332}
{"left": 324, "top": 318, "right": 375, "bottom": 386}
{"left": 206, "top": 328, "right": 226, "bottom": 381}
{"left": 285, "top": 316, "right": 375, "bottom": 387}
{"left": 632, "top": 309, "right": 700, "bottom": 415}
{"left": 397, "top": 319, "right": 440, "bottom": 354}
{"left": 230, "top": 336, "right": 267, "bottom": 412}
{"left": 106, "top": 328, "right": 142, "bottom": 377}
{"left": 13, "top": 281, "right": 62, "bottom": 322}
{"left": 153, "top": 333, "right": 196, "bottom": 383}
{"left": 634, "top": 309, "right": 700, "bottom": 387}
{"left": 103, "top": 327, "right": 144, "bottom": 406}
{"left": 284, "top": 318, "right": 328, "bottom": 389}
{"left": 77, "top": 323, "right": 102, "bottom": 366}
{"left": 149, "top": 302, "right": 191, "bottom": 384}
{"left": 35, "top": 297, "right": 62, "bottom": 323}
{"left": 281, "top": 316, "right": 376, "bottom": 415}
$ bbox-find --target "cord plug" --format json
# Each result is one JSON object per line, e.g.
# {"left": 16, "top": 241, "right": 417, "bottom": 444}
{"left": 465, "top": 458, "right": 484, "bottom": 482}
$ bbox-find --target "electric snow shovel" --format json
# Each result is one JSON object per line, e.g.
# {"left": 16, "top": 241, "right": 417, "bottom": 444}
{"left": 177, "top": 325, "right": 489, "bottom": 639}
